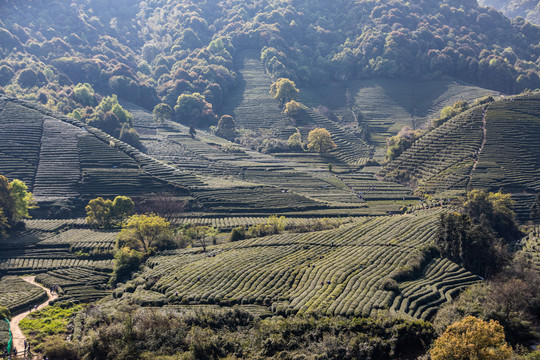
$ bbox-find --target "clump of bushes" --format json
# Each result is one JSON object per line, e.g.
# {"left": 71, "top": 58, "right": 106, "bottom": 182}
{"left": 431, "top": 100, "right": 470, "bottom": 128}
{"left": 228, "top": 216, "right": 346, "bottom": 242}
{"left": 385, "top": 127, "right": 425, "bottom": 162}
{"left": 389, "top": 245, "right": 440, "bottom": 282}
{"left": 59, "top": 305, "right": 435, "bottom": 360}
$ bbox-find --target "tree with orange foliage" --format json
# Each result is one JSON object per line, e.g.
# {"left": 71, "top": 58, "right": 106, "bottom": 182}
{"left": 431, "top": 316, "right": 513, "bottom": 360}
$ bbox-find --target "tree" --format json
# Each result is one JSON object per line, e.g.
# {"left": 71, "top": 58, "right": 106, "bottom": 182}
{"left": 287, "top": 131, "right": 302, "bottom": 150}
{"left": 386, "top": 127, "right": 424, "bottom": 161}
{"left": 86, "top": 197, "right": 114, "bottom": 228}
{"left": 431, "top": 316, "right": 513, "bottom": 360}
{"left": 283, "top": 100, "right": 303, "bottom": 117}
{"left": 119, "top": 123, "right": 143, "bottom": 150}
{"left": 117, "top": 214, "right": 172, "bottom": 252}
{"left": 135, "top": 193, "right": 185, "bottom": 221}
{"left": 185, "top": 225, "right": 218, "bottom": 252}
{"left": 73, "top": 83, "right": 97, "bottom": 106}
{"left": 111, "top": 196, "right": 135, "bottom": 223}
{"left": 0, "top": 175, "right": 15, "bottom": 222}
{"left": 173, "top": 92, "right": 216, "bottom": 127}
{"left": 307, "top": 128, "right": 337, "bottom": 154}
{"left": 0, "top": 208, "right": 8, "bottom": 239}
{"left": 0, "top": 176, "right": 34, "bottom": 231}
{"left": 86, "top": 196, "right": 135, "bottom": 228}
{"left": 436, "top": 211, "right": 508, "bottom": 278}
{"left": 153, "top": 103, "right": 172, "bottom": 124}
{"left": 270, "top": 78, "right": 299, "bottom": 104}
{"left": 215, "top": 115, "right": 237, "bottom": 140}
{"left": 463, "top": 190, "right": 519, "bottom": 242}
{"left": 9, "top": 179, "right": 36, "bottom": 221}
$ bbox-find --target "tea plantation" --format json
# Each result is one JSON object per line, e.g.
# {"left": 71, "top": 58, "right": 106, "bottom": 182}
{"left": 117, "top": 210, "right": 479, "bottom": 321}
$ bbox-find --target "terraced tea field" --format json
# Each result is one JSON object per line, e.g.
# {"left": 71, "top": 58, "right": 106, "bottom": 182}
{"left": 131, "top": 210, "right": 478, "bottom": 320}
{"left": 381, "top": 106, "right": 485, "bottom": 194}
{"left": 381, "top": 93, "right": 540, "bottom": 220}
{"left": 470, "top": 95, "right": 540, "bottom": 193}
{"left": 0, "top": 96, "right": 198, "bottom": 202}
{"left": 0, "top": 221, "right": 115, "bottom": 306}
{"left": 223, "top": 52, "right": 290, "bottom": 132}
{"left": 300, "top": 79, "right": 497, "bottom": 156}
{"left": 0, "top": 276, "right": 47, "bottom": 314}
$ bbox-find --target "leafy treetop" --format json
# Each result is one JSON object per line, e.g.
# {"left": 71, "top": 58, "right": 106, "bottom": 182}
{"left": 430, "top": 316, "right": 513, "bottom": 360}
{"left": 270, "top": 78, "right": 299, "bottom": 104}
{"left": 307, "top": 128, "right": 337, "bottom": 154}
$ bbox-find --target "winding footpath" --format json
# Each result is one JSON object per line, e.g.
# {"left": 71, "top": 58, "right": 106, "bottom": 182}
{"left": 468, "top": 106, "right": 488, "bottom": 186}
{"left": 9, "top": 276, "right": 58, "bottom": 354}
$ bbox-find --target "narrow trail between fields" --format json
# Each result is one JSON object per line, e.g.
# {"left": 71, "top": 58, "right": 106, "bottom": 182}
{"left": 468, "top": 106, "right": 488, "bottom": 187}
{"left": 9, "top": 276, "right": 58, "bottom": 355}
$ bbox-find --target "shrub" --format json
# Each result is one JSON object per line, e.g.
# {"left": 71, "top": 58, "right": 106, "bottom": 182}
{"left": 110, "top": 247, "right": 147, "bottom": 284}
{"left": 229, "top": 226, "right": 246, "bottom": 242}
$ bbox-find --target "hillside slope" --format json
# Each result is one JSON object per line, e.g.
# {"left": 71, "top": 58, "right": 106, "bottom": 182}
{"left": 381, "top": 92, "right": 540, "bottom": 220}
{"left": 119, "top": 210, "right": 478, "bottom": 321}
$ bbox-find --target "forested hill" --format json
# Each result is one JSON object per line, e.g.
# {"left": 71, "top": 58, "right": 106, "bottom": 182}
{"left": 0, "top": 0, "right": 539, "bottom": 119}
{"left": 480, "top": 0, "right": 540, "bottom": 24}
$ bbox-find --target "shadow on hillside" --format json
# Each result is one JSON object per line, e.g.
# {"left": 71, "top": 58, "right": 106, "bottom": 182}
{"left": 221, "top": 52, "right": 251, "bottom": 118}
{"left": 347, "top": 79, "right": 452, "bottom": 120}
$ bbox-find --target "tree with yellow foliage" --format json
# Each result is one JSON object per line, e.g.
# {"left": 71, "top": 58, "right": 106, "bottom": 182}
{"left": 270, "top": 78, "right": 298, "bottom": 104}
{"left": 431, "top": 316, "right": 513, "bottom": 360}
{"left": 307, "top": 128, "right": 337, "bottom": 154}
{"left": 117, "top": 214, "right": 172, "bottom": 252}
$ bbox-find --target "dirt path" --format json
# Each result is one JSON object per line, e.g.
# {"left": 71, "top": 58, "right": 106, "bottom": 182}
{"left": 468, "top": 106, "right": 488, "bottom": 187}
{"left": 9, "top": 276, "right": 58, "bottom": 355}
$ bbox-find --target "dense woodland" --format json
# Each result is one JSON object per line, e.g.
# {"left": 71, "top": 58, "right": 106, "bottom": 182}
{"left": 0, "top": 0, "right": 539, "bottom": 125}
{"left": 1, "top": 0, "right": 540, "bottom": 359}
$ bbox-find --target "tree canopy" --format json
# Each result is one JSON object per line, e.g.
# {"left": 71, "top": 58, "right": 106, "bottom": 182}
{"left": 153, "top": 103, "right": 172, "bottom": 124}
{"left": 307, "top": 128, "right": 337, "bottom": 154}
{"left": 174, "top": 92, "right": 217, "bottom": 128}
{"left": 431, "top": 316, "right": 513, "bottom": 360}
{"left": 270, "top": 78, "right": 299, "bottom": 104}
{"left": 85, "top": 196, "right": 134, "bottom": 228}
{"left": 215, "top": 115, "right": 237, "bottom": 140}
{"left": 117, "top": 214, "right": 172, "bottom": 252}
{"left": 0, "top": 175, "right": 35, "bottom": 238}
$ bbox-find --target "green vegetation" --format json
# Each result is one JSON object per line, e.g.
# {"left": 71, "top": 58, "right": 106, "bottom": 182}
{"left": 0, "top": 277, "right": 47, "bottom": 314}
{"left": 117, "top": 214, "right": 172, "bottom": 252}
{"left": 307, "top": 128, "right": 337, "bottom": 154}
{"left": 174, "top": 92, "right": 217, "bottom": 128}
{"left": 431, "top": 316, "right": 513, "bottom": 360}
{"left": 269, "top": 78, "right": 299, "bottom": 104}
{"left": 1, "top": 2, "right": 540, "bottom": 359}
{"left": 480, "top": 0, "right": 540, "bottom": 24}
{"left": 85, "top": 196, "right": 134, "bottom": 228}
{"left": 46, "top": 305, "right": 435, "bottom": 360}
{"left": 214, "top": 114, "right": 237, "bottom": 140}
{"left": 152, "top": 103, "right": 172, "bottom": 124}
{"left": 0, "top": 175, "right": 35, "bottom": 238}
{"left": 386, "top": 127, "right": 425, "bottom": 162}
{"left": 20, "top": 303, "right": 84, "bottom": 354}
{"left": 436, "top": 190, "right": 520, "bottom": 277}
